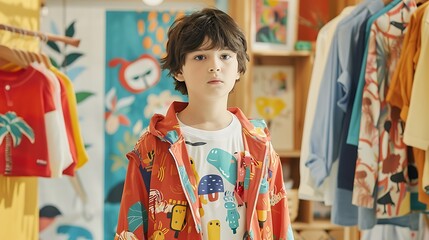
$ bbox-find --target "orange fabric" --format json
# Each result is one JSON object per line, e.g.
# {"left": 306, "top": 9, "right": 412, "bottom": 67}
{"left": 387, "top": 2, "right": 429, "bottom": 120}
{"left": 387, "top": 2, "right": 429, "bottom": 206}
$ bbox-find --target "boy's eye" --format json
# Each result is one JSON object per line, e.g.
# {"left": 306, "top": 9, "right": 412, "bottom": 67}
{"left": 221, "top": 54, "right": 232, "bottom": 60}
{"left": 194, "top": 55, "right": 206, "bottom": 60}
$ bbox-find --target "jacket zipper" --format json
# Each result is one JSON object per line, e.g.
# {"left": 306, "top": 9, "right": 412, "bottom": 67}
{"left": 168, "top": 147, "right": 202, "bottom": 236}
{"left": 247, "top": 143, "right": 269, "bottom": 240}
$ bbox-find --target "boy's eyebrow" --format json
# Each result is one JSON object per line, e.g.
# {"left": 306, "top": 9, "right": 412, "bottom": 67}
{"left": 192, "top": 47, "right": 233, "bottom": 52}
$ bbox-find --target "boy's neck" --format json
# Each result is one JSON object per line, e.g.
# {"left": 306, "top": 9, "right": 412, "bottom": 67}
{"left": 177, "top": 100, "right": 232, "bottom": 131}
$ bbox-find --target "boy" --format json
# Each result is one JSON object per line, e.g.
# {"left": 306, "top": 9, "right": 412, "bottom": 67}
{"left": 116, "top": 8, "right": 294, "bottom": 240}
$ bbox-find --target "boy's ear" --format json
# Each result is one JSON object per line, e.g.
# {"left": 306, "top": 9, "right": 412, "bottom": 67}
{"left": 236, "top": 72, "right": 241, "bottom": 80}
{"left": 175, "top": 72, "right": 185, "bottom": 82}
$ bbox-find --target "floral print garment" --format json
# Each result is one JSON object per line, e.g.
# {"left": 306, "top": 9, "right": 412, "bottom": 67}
{"left": 352, "top": 0, "right": 417, "bottom": 218}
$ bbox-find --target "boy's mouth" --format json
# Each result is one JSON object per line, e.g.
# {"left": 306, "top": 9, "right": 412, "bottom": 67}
{"left": 208, "top": 79, "right": 223, "bottom": 83}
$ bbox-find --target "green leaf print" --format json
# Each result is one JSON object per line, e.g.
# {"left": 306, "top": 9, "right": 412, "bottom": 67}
{"left": 128, "top": 202, "right": 148, "bottom": 233}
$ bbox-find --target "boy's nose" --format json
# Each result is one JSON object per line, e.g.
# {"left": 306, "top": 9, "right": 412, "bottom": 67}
{"left": 208, "top": 67, "right": 220, "bottom": 72}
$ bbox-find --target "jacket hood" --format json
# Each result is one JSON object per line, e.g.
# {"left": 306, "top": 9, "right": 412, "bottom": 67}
{"left": 148, "top": 101, "right": 271, "bottom": 144}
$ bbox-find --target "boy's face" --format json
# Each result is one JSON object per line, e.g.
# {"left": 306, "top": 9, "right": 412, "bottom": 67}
{"left": 175, "top": 39, "right": 240, "bottom": 100}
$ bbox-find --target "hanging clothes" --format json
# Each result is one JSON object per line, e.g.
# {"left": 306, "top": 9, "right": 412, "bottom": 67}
{"left": 0, "top": 66, "right": 61, "bottom": 177}
{"left": 31, "top": 62, "right": 74, "bottom": 177}
{"left": 302, "top": 0, "right": 429, "bottom": 235}
{"left": 386, "top": 1, "right": 429, "bottom": 206}
{"left": 0, "top": 62, "right": 88, "bottom": 178}
{"left": 330, "top": 0, "right": 386, "bottom": 228}
{"left": 305, "top": 0, "right": 384, "bottom": 189}
{"left": 0, "top": 17, "right": 83, "bottom": 240}
{"left": 403, "top": 4, "right": 429, "bottom": 200}
{"left": 352, "top": 0, "right": 417, "bottom": 219}
{"left": 50, "top": 67, "right": 89, "bottom": 170}
{"left": 298, "top": 6, "right": 355, "bottom": 205}
{"left": 337, "top": 0, "right": 421, "bottom": 231}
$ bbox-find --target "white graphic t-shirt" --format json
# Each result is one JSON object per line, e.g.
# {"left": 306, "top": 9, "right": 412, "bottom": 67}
{"left": 178, "top": 113, "right": 246, "bottom": 240}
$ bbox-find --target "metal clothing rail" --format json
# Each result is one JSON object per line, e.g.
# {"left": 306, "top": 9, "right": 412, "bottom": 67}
{"left": 0, "top": 23, "right": 80, "bottom": 47}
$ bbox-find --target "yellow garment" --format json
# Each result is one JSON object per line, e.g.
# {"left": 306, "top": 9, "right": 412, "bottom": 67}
{"left": 50, "top": 67, "right": 89, "bottom": 169}
{"left": 0, "top": 176, "right": 38, "bottom": 240}
{"left": 403, "top": 5, "right": 429, "bottom": 204}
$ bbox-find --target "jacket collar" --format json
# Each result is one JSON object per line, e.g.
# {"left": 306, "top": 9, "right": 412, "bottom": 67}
{"left": 149, "top": 101, "right": 271, "bottom": 145}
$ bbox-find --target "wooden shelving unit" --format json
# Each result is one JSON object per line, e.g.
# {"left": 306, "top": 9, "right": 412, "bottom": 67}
{"left": 252, "top": 50, "right": 312, "bottom": 57}
{"left": 293, "top": 220, "right": 345, "bottom": 230}
{"left": 228, "top": 1, "right": 359, "bottom": 240}
{"left": 277, "top": 150, "right": 301, "bottom": 158}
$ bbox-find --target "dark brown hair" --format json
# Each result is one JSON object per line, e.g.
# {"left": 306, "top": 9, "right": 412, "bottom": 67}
{"left": 160, "top": 8, "right": 249, "bottom": 95}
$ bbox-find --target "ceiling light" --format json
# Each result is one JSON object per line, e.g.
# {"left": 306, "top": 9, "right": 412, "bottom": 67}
{"left": 142, "top": 0, "right": 164, "bottom": 6}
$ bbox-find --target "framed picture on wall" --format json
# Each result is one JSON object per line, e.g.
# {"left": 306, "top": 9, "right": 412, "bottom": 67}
{"left": 251, "top": 0, "right": 298, "bottom": 52}
{"left": 251, "top": 65, "right": 294, "bottom": 151}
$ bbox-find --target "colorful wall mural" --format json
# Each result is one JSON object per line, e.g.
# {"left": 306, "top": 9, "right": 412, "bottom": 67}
{"left": 104, "top": 10, "right": 185, "bottom": 238}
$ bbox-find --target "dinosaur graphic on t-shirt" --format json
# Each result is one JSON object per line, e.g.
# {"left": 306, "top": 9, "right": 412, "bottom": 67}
{"left": 207, "top": 148, "right": 237, "bottom": 185}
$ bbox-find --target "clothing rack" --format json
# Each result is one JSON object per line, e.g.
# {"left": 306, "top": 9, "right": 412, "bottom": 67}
{"left": 0, "top": 23, "right": 80, "bottom": 47}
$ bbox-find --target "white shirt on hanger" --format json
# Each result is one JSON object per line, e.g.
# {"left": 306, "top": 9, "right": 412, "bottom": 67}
{"left": 32, "top": 62, "right": 73, "bottom": 177}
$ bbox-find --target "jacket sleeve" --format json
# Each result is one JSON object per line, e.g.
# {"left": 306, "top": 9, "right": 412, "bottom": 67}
{"left": 268, "top": 143, "right": 294, "bottom": 240}
{"left": 115, "top": 134, "right": 151, "bottom": 240}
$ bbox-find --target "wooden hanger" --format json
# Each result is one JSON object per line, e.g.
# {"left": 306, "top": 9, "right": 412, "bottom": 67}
{"left": 0, "top": 44, "right": 28, "bottom": 68}
{"left": 18, "top": 49, "right": 32, "bottom": 65}
{"left": 1, "top": 28, "right": 55, "bottom": 69}
{"left": 30, "top": 51, "right": 43, "bottom": 64}
{"left": 16, "top": 28, "right": 44, "bottom": 66}
{"left": 26, "top": 51, "right": 36, "bottom": 63}
{"left": 0, "top": 24, "right": 80, "bottom": 47}
{"left": 0, "top": 24, "right": 79, "bottom": 69}
{"left": 40, "top": 53, "right": 52, "bottom": 68}
{"left": 0, "top": 25, "right": 28, "bottom": 68}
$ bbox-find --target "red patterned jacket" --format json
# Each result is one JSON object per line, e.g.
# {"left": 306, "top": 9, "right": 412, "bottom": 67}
{"left": 116, "top": 102, "right": 293, "bottom": 240}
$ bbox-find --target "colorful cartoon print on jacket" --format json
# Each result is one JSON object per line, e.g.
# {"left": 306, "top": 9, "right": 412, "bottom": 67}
{"left": 115, "top": 102, "right": 294, "bottom": 240}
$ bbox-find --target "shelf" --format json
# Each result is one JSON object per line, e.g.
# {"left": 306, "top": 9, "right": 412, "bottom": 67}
{"left": 292, "top": 220, "right": 344, "bottom": 230}
{"left": 277, "top": 150, "right": 301, "bottom": 158}
{"left": 252, "top": 49, "right": 312, "bottom": 57}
